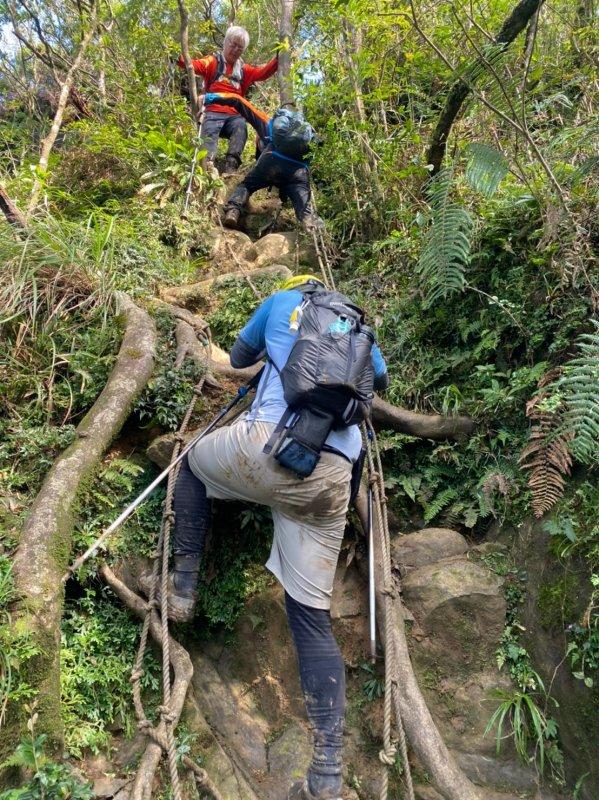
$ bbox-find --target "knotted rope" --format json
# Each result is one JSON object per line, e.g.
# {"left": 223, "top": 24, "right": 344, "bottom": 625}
{"left": 129, "top": 327, "right": 223, "bottom": 800}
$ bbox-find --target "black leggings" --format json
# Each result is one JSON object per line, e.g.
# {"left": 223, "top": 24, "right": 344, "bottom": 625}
{"left": 173, "top": 457, "right": 345, "bottom": 777}
{"left": 173, "top": 454, "right": 212, "bottom": 558}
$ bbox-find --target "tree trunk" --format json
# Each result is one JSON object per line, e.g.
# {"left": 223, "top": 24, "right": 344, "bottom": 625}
{"left": 278, "top": 0, "right": 295, "bottom": 106}
{"left": 2, "top": 294, "right": 156, "bottom": 760}
{"left": 177, "top": 0, "right": 202, "bottom": 121}
{"left": 425, "top": 0, "right": 545, "bottom": 174}
{"left": 27, "top": 6, "right": 98, "bottom": 216}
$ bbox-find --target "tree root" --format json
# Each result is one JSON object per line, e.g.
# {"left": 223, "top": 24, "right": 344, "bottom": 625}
{"left": 159, "top": 264, "right": 292, "bottom": 308}
{"left": 100, "top": 565, "right": 223, "bottom": 800}
{"left": 4, "top": 293, "right": 157, "bottom": 757}
{"left": 372, "top": 396, "right": 475, "bottom": 440}
{"left": 354, "top": 486, "right": 483, "bottom": 800}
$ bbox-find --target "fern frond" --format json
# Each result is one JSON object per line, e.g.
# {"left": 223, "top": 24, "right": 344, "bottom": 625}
{"left": 466, "top": 143, "right": 509, "bottom": 198}
{"left": 558, "top": 322, "right": 599, "bottom": 465}
{"left": 520, "top": 375, "right": 573, "bottom": 518}
{"left": 423, "top": 487, "right": 459, "bottom": 524}
{"left": 418, "top": 169, "right": 473, "bottom": 307}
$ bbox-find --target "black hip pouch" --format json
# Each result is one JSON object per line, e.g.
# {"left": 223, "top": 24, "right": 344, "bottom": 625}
{"left": 273, "top": 406, "right": 335, "bottom": 479}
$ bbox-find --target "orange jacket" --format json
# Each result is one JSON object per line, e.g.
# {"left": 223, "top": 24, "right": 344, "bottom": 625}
{"left": 177, "top": 53, "right": 278, "bottom": 114}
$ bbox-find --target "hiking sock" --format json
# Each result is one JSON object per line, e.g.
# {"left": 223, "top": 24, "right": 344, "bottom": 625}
{"left": 173, "top": 453, "right": 212, "bottom": 561}
{"left": 284, "top": 592, "right": 345, "bottom": 790}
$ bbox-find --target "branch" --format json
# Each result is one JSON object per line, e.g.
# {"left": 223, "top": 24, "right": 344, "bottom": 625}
{"left": 27, "top": 3, "right": 99, "bottom": 215}
{"left": 177, "top": 0, "right": 203, "bottom": 121}
{"left": 353, "top": 484, "right": 482, "bottom": 800}
{"left": 277, "top": 0, "right": 295, "bottom": 106}
{"left": 423, "top": 0, "right": 545, "bottom": 174}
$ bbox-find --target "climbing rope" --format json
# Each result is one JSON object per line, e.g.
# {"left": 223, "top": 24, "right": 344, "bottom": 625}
{"left": 309, "top": 230, "right": 415, "bottom": 800}
{"left": 130, "top": 327, "right": 225, "bottom": 800}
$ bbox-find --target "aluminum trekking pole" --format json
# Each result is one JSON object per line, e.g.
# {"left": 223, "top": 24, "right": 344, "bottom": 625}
{"left": 63, "top": 372, "right": 261, "bottom": 581}
{"left": 367, "top": 480, "right": 376, "bottom": 661}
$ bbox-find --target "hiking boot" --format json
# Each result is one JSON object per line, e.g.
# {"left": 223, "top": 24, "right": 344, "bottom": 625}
{"left": 138, "top": 555, "right": 199, "bottom": 624}
{"left": 223, "top": 206, "right": 241, "bottom": 229}
{"left": 222, "top": 156, "right": 239, "bottom": 175}
{"left": 300, "top": 214, "right": 325, "bottom": 233}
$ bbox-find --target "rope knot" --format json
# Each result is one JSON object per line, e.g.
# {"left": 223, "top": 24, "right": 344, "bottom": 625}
{"left": 174, "top": 432, "right": 186, "bottom": 443}
{"left": 163, "top": 510, "right": 176, "bottom": 524}
{"left": 158, "top": 705, "right": 176, "bottom": 723}
{"left": 130, "top": 669, "right": 143, "bottom": 682}
{"left": 138, "top": 718, "right": 152, "bottom": 731}
{"left": 382, "top": 582, "right": 397, "bottom": 598}
{"left": 378, "top": 744, "right": 397, "bottom": 766}
{"left": 369, "top": 471, "right": 380, "bottom": 485}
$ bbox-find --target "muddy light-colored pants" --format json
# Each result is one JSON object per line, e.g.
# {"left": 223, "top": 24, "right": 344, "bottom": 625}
{"left": 187, "top": 418, "right": 352, "bottom": 609}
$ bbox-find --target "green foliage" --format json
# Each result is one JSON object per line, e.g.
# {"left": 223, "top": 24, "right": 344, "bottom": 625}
{"left": 0, "top": 557, "right": 40, "bottom": 722}
{"left": 196, "top": 504, "right": 274, "bottom": 630}
{"left": 207, "top": 275, "right": 281, "bottom": 351}
{"left": 60, "top": 588, "right": 160, "bottom": 757}
{"left": 557, "top": 321, "right": 599, "bottom": 466}
{"left": 360, "top": 662, "right": 385, "bottom": 702}
{"left": 0, "top": 730, "right": 93, "bottom": 800}
{"left": 465, "top": 143, "right": 509, "bottom": 198}
{"left": 485, "top": 681, "right": 562, "bottom": 780}
{"left": 74, "top": 456, "right": 164, "bottom": 564}
{"left": 417, "top": 169, "right": 474, "bottom": 306}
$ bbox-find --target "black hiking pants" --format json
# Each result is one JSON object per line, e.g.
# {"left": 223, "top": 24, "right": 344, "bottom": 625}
{"left": 173, "top": 454, "right": 344, "bottom": 787}
{"left": 224, "top": 149, "right": 312, "bottom": 223}
{"left": 201, "top": 111, "right": 247, "bottom": 165}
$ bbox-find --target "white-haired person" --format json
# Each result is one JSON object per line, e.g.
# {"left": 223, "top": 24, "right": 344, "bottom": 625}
{"left": 178, "top": 25, "right": 278, "bottom": 173}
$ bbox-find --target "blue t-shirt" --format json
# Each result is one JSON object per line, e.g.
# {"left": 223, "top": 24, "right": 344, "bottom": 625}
{"left": 239, "top": 289, "right": 387, "bottom": 462}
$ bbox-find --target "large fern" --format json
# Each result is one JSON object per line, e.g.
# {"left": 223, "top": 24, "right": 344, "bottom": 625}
{"left": 520, "top": 373, "right": 573, "bottom": 518}
{"left": 558, "top": 321, "right": 599, "bottom": 466}
{"left": 466, "top": 143, "right": 509, "bottom": 198}
{"left": 418, "top": 169, "right": 474, "bottom": 306}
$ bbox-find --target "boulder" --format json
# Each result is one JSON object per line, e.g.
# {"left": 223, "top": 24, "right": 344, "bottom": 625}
{"left": 402, "top": 556, "right": 505, "bottom": 665}
{"left": 267, "top": 723, "right": 311, "bottom": 782}
{"left": 191, "top": 650, "right": 270, "bottom": 772}
{"left": 392, "top": 528, "right": 469, "bottom": 573}
{"left": 253, "top": 231, "right": 316, "bottom": 269}
{"left": 208, "top": 227, "right": 258, "bottom": 269}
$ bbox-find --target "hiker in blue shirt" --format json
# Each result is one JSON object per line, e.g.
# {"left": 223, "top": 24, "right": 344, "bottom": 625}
{"left": 200, "top": 92, "right": 323, "bottom": 231}
{"left": 145, "top": 275, "right": 388, "bottom": 800}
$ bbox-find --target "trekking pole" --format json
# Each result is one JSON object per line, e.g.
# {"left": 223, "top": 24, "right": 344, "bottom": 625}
{"left": 367, "top": 479, "right": 377, "bottom": 662}
{"left": 63, "top": 372, "right": 262, "bottom": 582}
{"left": 183, "top": 90, "right": 205, "bottom": 214}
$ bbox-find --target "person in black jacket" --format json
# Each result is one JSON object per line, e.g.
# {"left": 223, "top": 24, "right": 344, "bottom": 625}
{"left": 201, "top": 92, "right": 324, "bottom": 231}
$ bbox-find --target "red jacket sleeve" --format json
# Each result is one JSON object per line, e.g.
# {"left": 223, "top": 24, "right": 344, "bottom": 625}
{"left": 177, "top": 54, "right": 215, "bottom": 81}
{"left": 242, "top": 55, "right": 278, "bottom": 86}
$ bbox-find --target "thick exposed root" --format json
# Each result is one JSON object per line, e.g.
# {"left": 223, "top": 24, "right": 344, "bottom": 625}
{"left": 354, "top": 487, "right": 483, "bottom": 800}
{"left": 4, "top": 293, "right": 156, "bottom": 757}
{"left": 100, "top": 565, "right": 223, "bottom": 800}
{"left": 372, "top": 396, "right": 475, "bottom": 440}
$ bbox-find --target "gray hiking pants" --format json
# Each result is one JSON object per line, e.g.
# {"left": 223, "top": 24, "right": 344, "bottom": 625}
{"left": 187, "top": 418, "right": 352, "bottom": 609}
{"left": 201, "top": 111, "right": 247, "bottom": 164}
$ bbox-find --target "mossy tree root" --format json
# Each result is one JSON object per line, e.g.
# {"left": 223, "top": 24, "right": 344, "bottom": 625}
{"left": 100, "top": 565, "right": 223, "bottom": 800}
{"left": 5, "top": 293, "right": 156, "bottom": 757}
{"left": 354, "top": 487, "right": 483, "bottom": 800}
